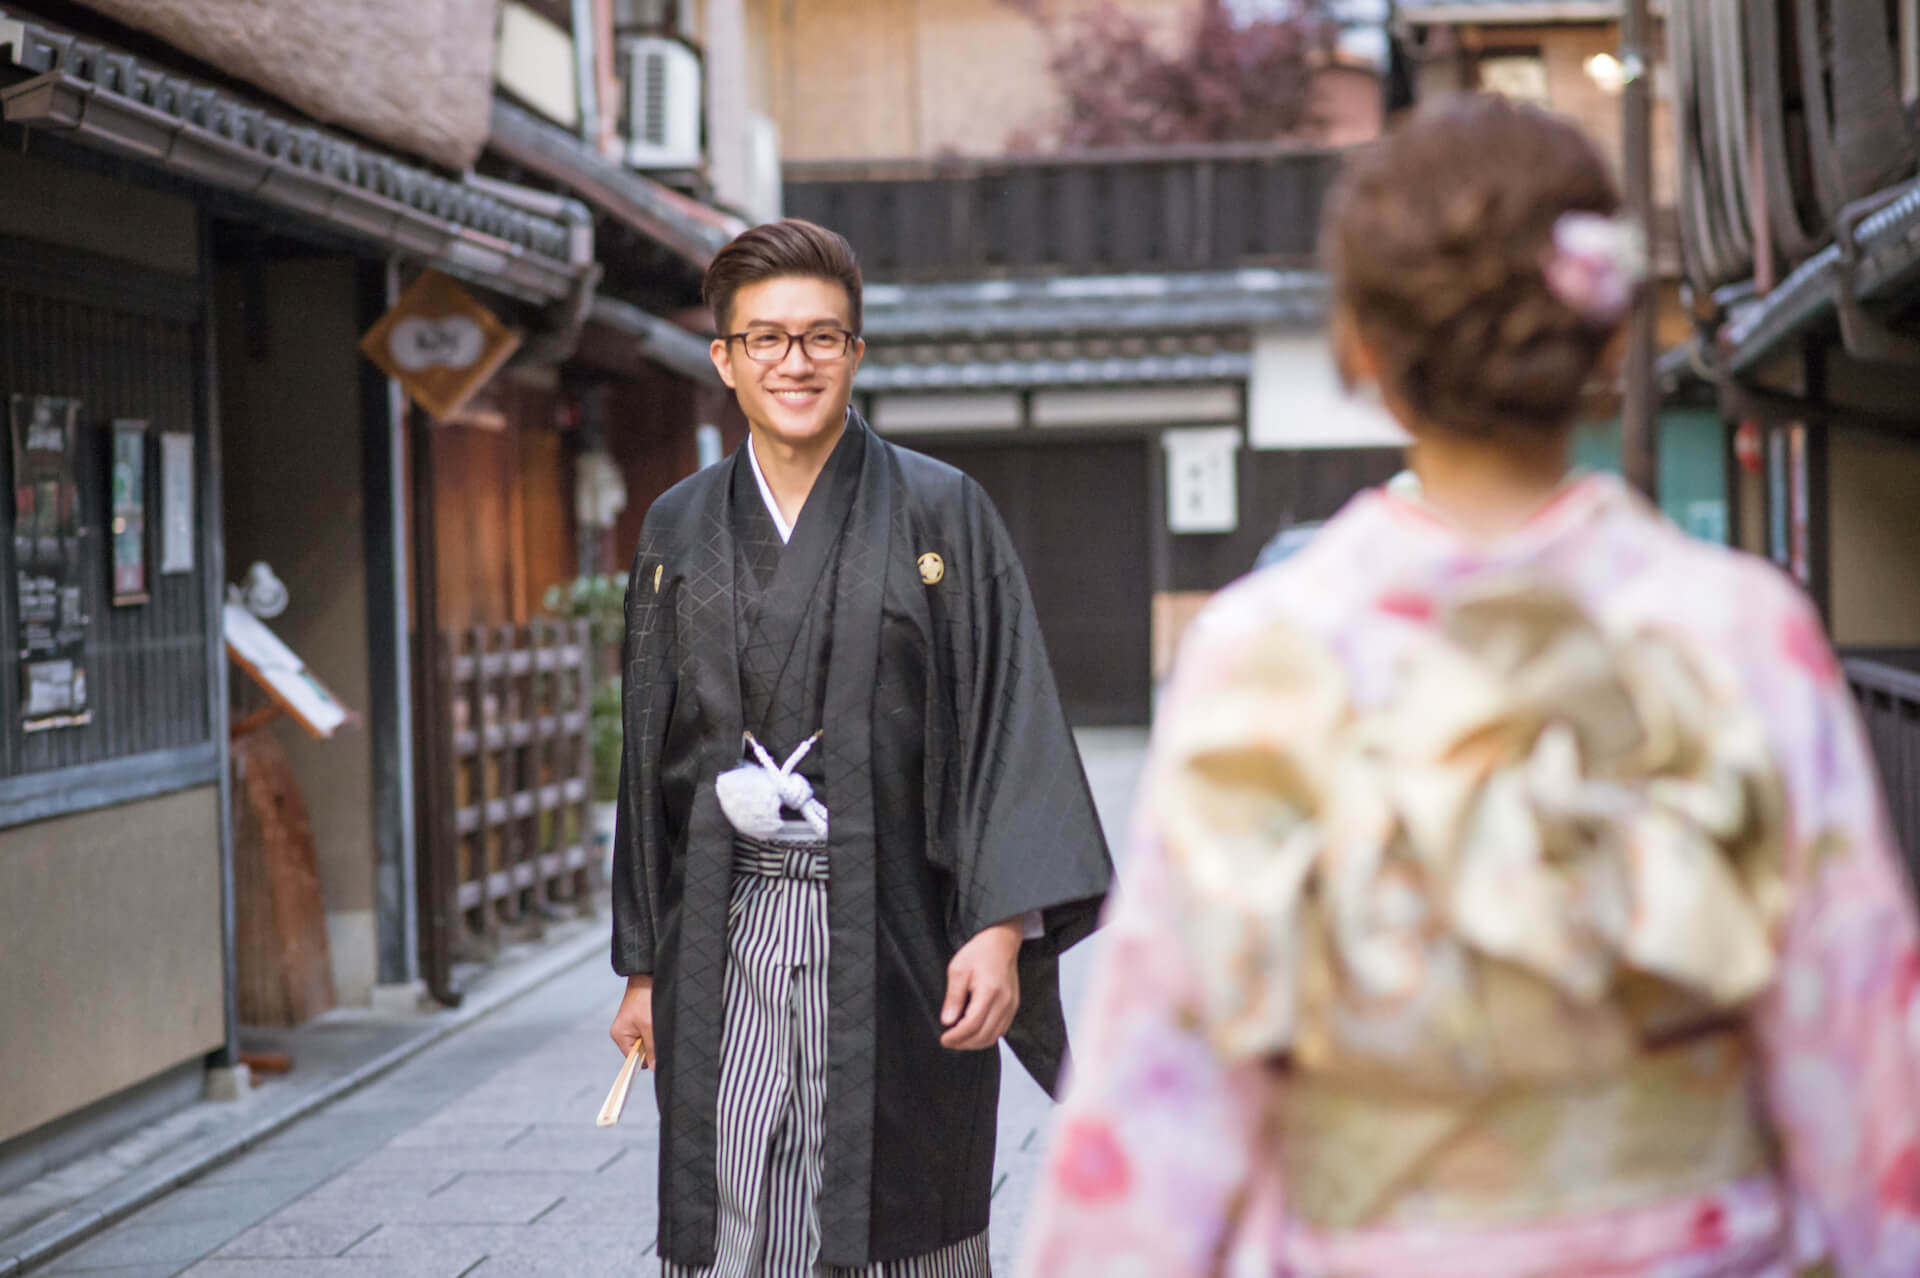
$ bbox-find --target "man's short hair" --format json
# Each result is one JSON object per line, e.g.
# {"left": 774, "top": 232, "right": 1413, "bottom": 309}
{"left": 703, "top": 218, "right": 863, "bottom": 336}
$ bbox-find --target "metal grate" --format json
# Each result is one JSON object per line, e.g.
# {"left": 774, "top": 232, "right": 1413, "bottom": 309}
{"left": 0, "top": 272, "right": 211, "bottom": 780}
{"left": 641, "top": 49, "right": 669, "bottom": 147}
{"left": 1845, "top": 651, "right": 1920, "bottom": 898}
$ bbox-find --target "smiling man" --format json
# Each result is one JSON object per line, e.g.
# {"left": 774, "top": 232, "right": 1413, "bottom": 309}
{"left": 608, "top": 219, "right": 1112, "bottom": 1277}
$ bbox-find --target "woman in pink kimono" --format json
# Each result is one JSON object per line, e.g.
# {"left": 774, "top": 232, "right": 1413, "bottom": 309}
{"left": 1017, "top": 96, "right": 1920, "bottom": 1278}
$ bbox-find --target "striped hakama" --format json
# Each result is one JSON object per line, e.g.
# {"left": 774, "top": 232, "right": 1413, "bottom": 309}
{"left": 662, "top": 825, "right": 991, "bottom": 1278}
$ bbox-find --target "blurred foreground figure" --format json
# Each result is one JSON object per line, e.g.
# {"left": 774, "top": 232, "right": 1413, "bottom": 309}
{"left": 1018, "top": 96, "right": 1920, "bottom": 1278}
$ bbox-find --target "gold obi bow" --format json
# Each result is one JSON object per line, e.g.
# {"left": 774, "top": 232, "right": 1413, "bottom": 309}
{"left": 1158, "top": 580, "right": 1789, "bottom": 1087}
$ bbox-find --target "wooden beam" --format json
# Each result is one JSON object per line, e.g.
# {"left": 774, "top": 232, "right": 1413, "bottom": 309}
{"left": 1620, "top": 0, "right": 1659, "bottom": 497}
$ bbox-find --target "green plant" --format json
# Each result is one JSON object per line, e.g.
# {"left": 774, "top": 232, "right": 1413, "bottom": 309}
{"left": 544, "top": 574, "right": 629, "bottom": 803}
{"left": 544, "top": 573, "right": 627, "bottom": 653}
{"left": 589, "top": 677, "right": 624, "bottom": 803}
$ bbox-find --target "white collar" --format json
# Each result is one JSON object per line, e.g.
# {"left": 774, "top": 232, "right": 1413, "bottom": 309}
{"left": 745, "top": 434, "right": 793, "bottom": 544}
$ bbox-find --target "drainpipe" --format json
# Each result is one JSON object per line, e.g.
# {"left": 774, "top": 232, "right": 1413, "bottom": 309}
{"left": 1620, "top": 0, "right": 1658, "bottom": 499}
{"left": 572, "top": 0, "right": 601, "bottom": 150}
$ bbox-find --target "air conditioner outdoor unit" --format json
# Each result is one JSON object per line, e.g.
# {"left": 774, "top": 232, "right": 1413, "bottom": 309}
{"left": 620, "top": 35, "right": 703, "bottom": 170}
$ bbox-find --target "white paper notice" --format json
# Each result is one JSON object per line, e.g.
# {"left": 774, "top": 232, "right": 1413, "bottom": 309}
{"left": 223, "top": 603, "right": 351, "bottom": 737}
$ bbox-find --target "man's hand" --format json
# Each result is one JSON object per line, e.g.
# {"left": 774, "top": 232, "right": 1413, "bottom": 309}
{"left": 610, "top": 974, "right": 656, "bottom": 1067}
{"left": 939, "top": 919, "right": 1024, "bottom": 1050}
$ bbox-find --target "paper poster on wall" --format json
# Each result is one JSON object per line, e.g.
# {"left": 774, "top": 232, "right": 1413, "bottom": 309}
{"left": 110, "top": 419, "right": 150, "bottom": 606}
{"left": 10, "top": 393, "right": 91, "bottom": 731}
{"left": 160, "top": 432, "right": 195, "bottom": 574}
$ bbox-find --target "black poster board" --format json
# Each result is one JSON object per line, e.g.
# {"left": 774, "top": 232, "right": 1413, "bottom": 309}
{"left": 9, "top": 393, "right": 91, "bottom": 731}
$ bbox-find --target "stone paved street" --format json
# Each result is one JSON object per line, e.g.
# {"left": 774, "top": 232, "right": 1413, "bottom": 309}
{"left": 32, "top": 731, "right": 1144, "bottom": 1278}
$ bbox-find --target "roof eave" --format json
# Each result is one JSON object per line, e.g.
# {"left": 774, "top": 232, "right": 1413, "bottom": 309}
{"left": 0, "top": 12, "right": 591, "bottom": 305}
{"left": 861, "top": 270, "right": 1329, "bottom": 341}
{"left": 486, "top": 99, "right": 744, "bottom": 274}
{"left": 1722, "top": 177, "right": 1920, "bottom": 379}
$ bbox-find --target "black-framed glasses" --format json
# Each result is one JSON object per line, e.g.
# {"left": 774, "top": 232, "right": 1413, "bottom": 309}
{"left": 724, "top": 327, "right": 858, "bottom": 364}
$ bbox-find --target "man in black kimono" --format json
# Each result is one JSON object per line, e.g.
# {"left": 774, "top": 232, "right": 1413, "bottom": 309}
{"left": 608, "top": 219, "right": 1112, "bottom": 1276}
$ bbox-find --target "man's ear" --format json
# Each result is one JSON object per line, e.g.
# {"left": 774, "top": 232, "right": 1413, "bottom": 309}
{"left": 710, "top": 338, "right": 737, "bottom": 390}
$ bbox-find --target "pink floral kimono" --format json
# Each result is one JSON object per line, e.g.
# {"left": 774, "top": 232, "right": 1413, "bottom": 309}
{"left": 1017, "top": 475, "right": 1920, "bottom": 1278}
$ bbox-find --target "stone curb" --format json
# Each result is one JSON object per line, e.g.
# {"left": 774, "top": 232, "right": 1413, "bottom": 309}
{"left": 1, "top": 927, "right": 609, "bottom": 1276}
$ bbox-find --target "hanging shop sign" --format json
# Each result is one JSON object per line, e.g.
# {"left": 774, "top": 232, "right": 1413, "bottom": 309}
{"left": 9, "top": 394, "right": 91, "bottom": 731}
{"left": 359, "top": 270, "right": 522, "bottom": 421}
{"left": 109, "top": 419, "right": 150, "bottom": 606}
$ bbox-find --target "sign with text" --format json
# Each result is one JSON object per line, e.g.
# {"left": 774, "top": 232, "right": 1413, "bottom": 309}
{"left": 359, "top": 270, "right": 521, "bottom": 421}
{"left": 10, "top": 394, "right": 91, "bottom": 730}
{"left": 224, "top": 603, "right": 355, "bottom": 739}
{"left": 1163, "top": 426, "right": 1242, "bottom": 534}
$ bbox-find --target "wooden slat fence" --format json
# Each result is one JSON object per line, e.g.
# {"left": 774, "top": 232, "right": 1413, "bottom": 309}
{"left": 421, "top": 618, "right": 596, "bottom": 971}
{"left": 783, "top": 144, "right": 1346, "bottom": 281}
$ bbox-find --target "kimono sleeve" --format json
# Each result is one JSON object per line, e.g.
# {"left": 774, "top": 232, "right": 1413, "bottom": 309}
{"left": 611, "top": 529, "right": 677, "bottom": 977}
{"left": 945, "top": 484, "right": 1112, "bottom": 954}
{"left": 1015, "top": 610, "right": 1281, "bottom": 1278}
{"left": 1752, "top": 600, "right": 1920, "bottom": 1275}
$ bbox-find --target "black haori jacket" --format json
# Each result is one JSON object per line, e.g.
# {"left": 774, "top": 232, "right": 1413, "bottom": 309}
{"left": 611, "top": 413, "right": 1113, "bottom": 1268}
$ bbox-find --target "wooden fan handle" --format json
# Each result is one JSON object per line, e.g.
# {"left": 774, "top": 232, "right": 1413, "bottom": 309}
{"left": 596, "top": 1038, "right": 649, "bottom": 1128}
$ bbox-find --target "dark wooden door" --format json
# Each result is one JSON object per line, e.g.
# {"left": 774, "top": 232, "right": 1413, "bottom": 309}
{"left": 908, "top": 438, "right": 1152, "bottom": 726}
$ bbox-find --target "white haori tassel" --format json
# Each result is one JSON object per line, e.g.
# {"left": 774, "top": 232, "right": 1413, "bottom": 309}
{"left": 715, "top": 731, "right": 830, "bottom": 840}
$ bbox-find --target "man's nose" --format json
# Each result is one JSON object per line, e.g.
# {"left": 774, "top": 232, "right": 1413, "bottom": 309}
{"left": 776, "top": 339, "right": 815, "bottom": 374}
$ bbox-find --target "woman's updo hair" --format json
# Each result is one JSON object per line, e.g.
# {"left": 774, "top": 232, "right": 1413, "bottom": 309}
{"left": 1324, "top": 94, "right": 1625, "bottom": 440}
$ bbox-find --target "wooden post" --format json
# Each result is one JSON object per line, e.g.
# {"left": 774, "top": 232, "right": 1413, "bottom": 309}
{"left": 418, "top": 629, "right": 463, "bottom": 1006}
{"left": 1621, "top": 0, "right": 1659, "bottom": 498}
{"left": 572, "top": 617, "right": 595, "bottom": 910}
{"left": 475, "top": 624, "right": 503, "bottom": 956}
{"left": 359, "top": 257, "right": 418, "bottom": 994}
{"left": 411, "top": 405, "right": 463, "bottom": 1007}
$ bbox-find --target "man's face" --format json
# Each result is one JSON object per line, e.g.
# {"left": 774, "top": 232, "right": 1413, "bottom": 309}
{"left": 709, "top": 275, "right": 864, "bottom": 450}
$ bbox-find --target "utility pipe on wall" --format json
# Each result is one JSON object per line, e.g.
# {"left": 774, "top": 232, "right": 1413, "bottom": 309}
{"left": 1621, "top": 0, "right": 1659, "bottom": 498}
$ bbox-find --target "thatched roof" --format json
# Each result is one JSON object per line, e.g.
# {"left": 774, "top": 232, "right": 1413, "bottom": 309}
{"left": 75, "top": 0, "right": 499, "bottom": 169}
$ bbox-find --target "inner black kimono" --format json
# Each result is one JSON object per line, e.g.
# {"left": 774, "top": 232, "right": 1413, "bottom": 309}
{"left": 611, "top": 412, "right": 1113, "bottom": 1268}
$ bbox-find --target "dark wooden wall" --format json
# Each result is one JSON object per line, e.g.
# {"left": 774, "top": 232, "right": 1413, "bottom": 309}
{"left": 1170, "top": 446, "right": 1402, "bottom": 592}
{"left": 605, "top": 373, "right": 748, "bottom": 571}
{"left": 785, "top": 146, "right": 1344, "bottom": 281}
{"left": 429, "top": 377, "right": 581, "bottom": 633}
{"left": 0, "top": 237, "right": 212, "bottom": 777}
{"left": 515, "top": 417, "right": 576, "bottom": 622}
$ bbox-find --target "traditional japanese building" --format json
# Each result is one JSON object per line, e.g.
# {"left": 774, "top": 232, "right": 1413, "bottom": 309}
{"left": 0, "top": 0, "right": 749, "bottom": 1197}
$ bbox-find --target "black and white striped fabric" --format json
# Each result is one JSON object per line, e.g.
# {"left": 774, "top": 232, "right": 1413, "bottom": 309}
{"left": 661, "top": 835, "right": 991, "bottom": 1278}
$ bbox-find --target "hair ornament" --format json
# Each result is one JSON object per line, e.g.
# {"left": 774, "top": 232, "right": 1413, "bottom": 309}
{"left": 1542, "top": 212, "right": 1648, "bottom": 325}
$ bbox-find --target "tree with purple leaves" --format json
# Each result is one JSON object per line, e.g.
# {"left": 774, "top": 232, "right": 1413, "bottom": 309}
{"left": 1001, "top": 0, "right": 1338, "bottom": 149}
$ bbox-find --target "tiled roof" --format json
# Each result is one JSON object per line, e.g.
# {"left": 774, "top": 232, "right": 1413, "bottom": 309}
{"left": 1721, "top": 177, "right": 1920, "bottom": 376}
{"left": 0, "top": 8, "right": 589, "bottom": 301}
{"left": 861, "top": 270, "right": 1326, "bottom": 340}
{"left": 857, "top": 329, "right": 1253, "bottom": 390}
{"left": 857, "top": 351, "right": 1252, "bottom": 392}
